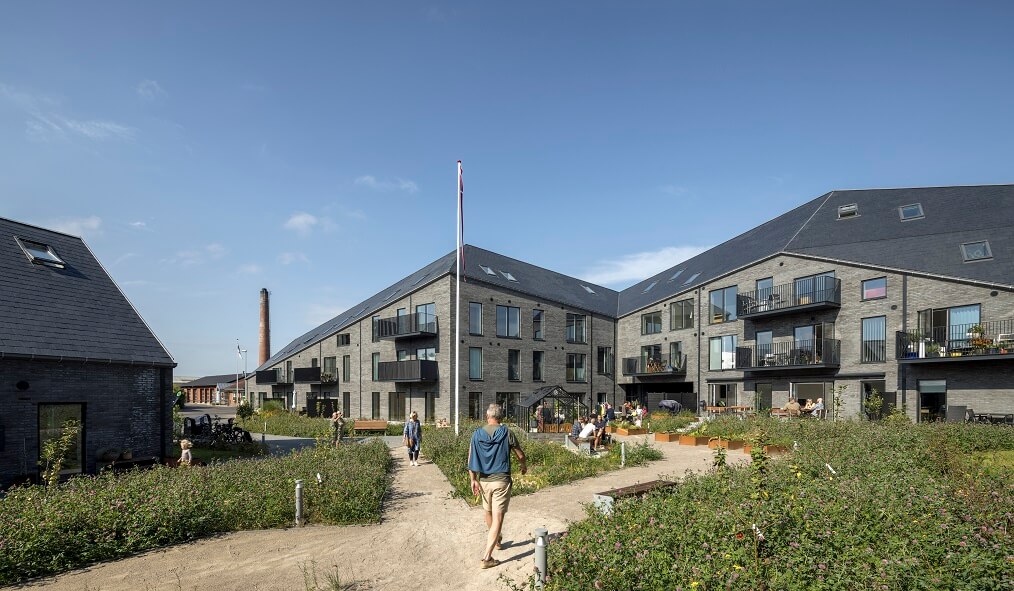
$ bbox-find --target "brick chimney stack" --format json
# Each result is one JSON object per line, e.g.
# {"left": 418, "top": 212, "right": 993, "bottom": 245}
{"left": 259, "top": 288, "right": 270, "bottom": 365}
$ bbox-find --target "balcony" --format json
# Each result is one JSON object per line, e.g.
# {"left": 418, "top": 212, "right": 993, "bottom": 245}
{"left": 293, "top": 366, "right": 321, "bottom": 383}
{"left": 737, "top": 277, "right": 841, "bottom": 319}
{"left": 896, "top": 320, "right": 1014, "bottom": 364}
{"left": 375, "top": 312, "right": 439, "bottom": 340}
{"left": 622, "top": 354, "right": 687, "bottom": 377}
{"left": 255, "top": 369, "right": 290, "bottom": 384}
{"left": 736, "top": 339, "right": 841, "bottom": 371}
{"left": 377, "top": 359, "right": 439, "bottom": 382}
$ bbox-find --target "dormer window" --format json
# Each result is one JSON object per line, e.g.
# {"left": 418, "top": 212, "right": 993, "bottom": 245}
{"left": 898, "top": 203, "right": 924, "bottom": 221}
{"left": 16, "top": 237, "right": 65, "bottom": 268}
{"left": 837, "top": 204, "right": 859, "bottom": 219}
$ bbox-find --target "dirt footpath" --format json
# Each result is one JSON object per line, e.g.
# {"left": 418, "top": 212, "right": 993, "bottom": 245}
{"left": 13, "top": 436, "right": 738, "bottom": 591}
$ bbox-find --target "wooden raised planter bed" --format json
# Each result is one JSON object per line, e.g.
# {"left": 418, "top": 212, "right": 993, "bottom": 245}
{"left": 654, "top": 432, "right": 679, "bottom": 443}
{"left": 615, "top": 427, "right": 647, "bottom": 436}
{"left": 718, "top": 439, "right": 743, "bottom": 450}
{"left": 679, "top": 435, "right": 710, "bottom": 446}
{"left": 764, "top": 444, "right": 790, "bottom": 454}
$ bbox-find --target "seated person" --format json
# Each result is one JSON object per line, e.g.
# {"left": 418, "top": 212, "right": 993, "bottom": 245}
{"left": 801, "top": 399, "right": 815, "bottom": 413}
{"left": 592, "top": 415, "right": 608, "bottom": 449}
{"left": 578, "top": 416, "right": 597, "bottom": 439}
{"left": 810, "top": 398, "right": 825, "bottom": 417}
{"left": 782, "top": 398, "right": 802, "bottom": 417}
{"left": 570, "top": 417, "right": 584, "bottom": 437}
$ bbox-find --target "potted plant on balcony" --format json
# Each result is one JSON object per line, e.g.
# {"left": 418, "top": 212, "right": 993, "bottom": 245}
{"left": 320, "top": 372, "right": 337, "bottom": 384}
{"left": 925, "top": 342, "right": 942, "bottom": 358}
{"left": 968, "top": 333, "right": 992, "bottom": 355}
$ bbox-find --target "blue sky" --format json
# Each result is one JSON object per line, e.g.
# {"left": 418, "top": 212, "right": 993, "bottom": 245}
{"left": 2, "top": 1, "right": 1013, "bottom": 377}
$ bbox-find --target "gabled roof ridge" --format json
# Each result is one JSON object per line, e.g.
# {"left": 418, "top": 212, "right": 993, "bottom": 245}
{"left": 0, "top": 216, "right": 86, "bottom": 240}
{"left": 829, "top": 182, "right": 1014, "bottom": 193}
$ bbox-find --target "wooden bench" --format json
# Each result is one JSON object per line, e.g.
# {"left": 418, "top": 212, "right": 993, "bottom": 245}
{"left": 592, "top": 480, "right": 677, "bottom": 514}
{"left": 565, "top": 435, "right": 594, "bottom": 456}
{"left": 352, "top": 419, "right": 389, "bottom": 433}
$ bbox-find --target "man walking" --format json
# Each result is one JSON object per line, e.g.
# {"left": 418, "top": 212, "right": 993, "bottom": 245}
{"left": 468, "top": 403, "right": 527, "bottom": 569}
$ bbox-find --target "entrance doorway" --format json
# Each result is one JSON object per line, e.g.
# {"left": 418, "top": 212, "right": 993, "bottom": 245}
{"left": 918, "top": 380, "right": 946, "bottom": 422}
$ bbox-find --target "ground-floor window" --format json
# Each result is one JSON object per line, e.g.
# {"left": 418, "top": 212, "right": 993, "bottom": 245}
{"left": 371, "top": 392, "right": 381, "bottom": 419}
{"left": 791, "top": 382, "right": 834, "bottom": 417}
{"left": 38, "top": 403, "right": 84, "bottom": 477}
{"left": 918, "top": 379, "right": 946, "bottom": 422}
{"left": 861, "top": 380, "right": 894, "bottom": 419}
{"left": 496, "top": 392, "right": 520, "bottom": 420}
{"left": 468, "top": 392, "right": 484, "bottom": 419}
{"left": 389, "top": 392, "right": 406, "bottom": 421}
{"left": 342, "top": 392, "right": 351, "bottom": 416}
{"left": 755, "top": 383, "right": 773, "bottom": 411}
{"left": 425, "top": 392, "right": 436, "bottom": 423}
{"left": 709, "top": 383, "right": 738, "bottom": 407}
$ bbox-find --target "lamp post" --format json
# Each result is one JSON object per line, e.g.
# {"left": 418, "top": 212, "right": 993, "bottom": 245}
{"left": 241, "top": 349, "right": 248, "bottom": 404}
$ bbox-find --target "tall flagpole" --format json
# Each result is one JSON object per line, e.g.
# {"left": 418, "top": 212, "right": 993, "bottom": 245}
{"left": 454, "top": 161, "right": 462, "bottom": 436}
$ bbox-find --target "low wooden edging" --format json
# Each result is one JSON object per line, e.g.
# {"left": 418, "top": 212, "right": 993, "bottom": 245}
{"left": 654, "top": 432, "right": 678, "bottom": 443}
{"left": 615, "top": 427, "right": 647, "bottom": 436}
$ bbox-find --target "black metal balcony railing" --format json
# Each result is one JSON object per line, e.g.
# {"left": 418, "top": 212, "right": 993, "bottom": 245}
{"left": 375, "top": 312, "right": 439, "bottom": 340}
{"left": 255, "top": 368, "right": 291, "bottom": 384}
{"left": 293, "top": 366, "right": 321, "bottom": 383}
{"left": 376, "top": 359, "right": 439, "bottom": 382}
{"left": 736, "top": 338, "right": 841, "bottom": 370}
{"left": 622, "top": 354, "right": 688, "bottom": 376}
{"left": 896, "top": 320, "right": 1014, "bottom": 362}
{"left": 737, "top": 276, "right": 841, "bottom": 318}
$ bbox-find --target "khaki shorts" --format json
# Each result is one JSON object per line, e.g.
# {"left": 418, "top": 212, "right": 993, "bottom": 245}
{"left": 479, "top": 479, "right": 512, "bottom": 514}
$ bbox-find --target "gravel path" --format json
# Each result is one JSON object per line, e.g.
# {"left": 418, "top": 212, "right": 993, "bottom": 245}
{"left": 13, "top": 436, "right": 741, "bottom": 591}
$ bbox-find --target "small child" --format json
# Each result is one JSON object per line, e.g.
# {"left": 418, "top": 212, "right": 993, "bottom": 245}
{"left": 179, "top": 438, "right": 193, "bottom": 466}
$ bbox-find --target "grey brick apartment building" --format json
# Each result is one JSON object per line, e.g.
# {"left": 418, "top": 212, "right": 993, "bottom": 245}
{"left": 249, "top": 185, "right": 1013, "bottom": 423}
{"left": 0, "top": 218, "right": 176, "bottom": 488}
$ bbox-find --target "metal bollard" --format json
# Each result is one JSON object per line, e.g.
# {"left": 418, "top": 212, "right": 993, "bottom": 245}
{"left": 621, "top": 441, "right": 626, "bottom": 467}
{"left": 295, "top": 479, "right": 304, "bottom": 526}
{"left": 533, "top": 527, "right": 548, "bottom": 590}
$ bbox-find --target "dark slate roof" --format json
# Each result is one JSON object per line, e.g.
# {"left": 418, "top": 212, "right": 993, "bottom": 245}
{"left": 0, "top": 218, "right": 175, "bottom": 367}
{"left": 519, "top": 385, "right": 583, "bottom": 408}
{"left": 182, "top": 374, "right": 239, "bottom": 387}
{"left": 256, "top": 245, "right": 618, "bottom": 372}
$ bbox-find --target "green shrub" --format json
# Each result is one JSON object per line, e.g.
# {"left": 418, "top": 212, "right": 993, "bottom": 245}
{"left": 236, "top": 401, "right": 254, "bottom": 421}
{"left": 240, "top": 412, "right": 332, "bottom": 438}
{"left": 0, "top": 439, "right": 392, "bottom": 584}
{"left": 651, "top": 412, "right": 697, "bottom": 433}
{"left": 425, "top": 424, "right": 662, "bottom": 504}
{"left": 545, "top": 420, "right": 1014, "bottom": 591}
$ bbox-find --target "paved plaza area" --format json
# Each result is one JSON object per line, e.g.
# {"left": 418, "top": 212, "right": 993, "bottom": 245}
{"left": 14, "top": 435, "right": 742, "bottom": 590}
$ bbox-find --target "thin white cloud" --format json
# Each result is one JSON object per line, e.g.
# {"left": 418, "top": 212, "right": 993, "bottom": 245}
{"left": 580, "top": 246, "right": 711, "bottom": 287}
{"left": 58, "top": 117, "right": 135, "bottom": 141}
{"left": 136, "top": 80, "right": 167, "bottom": 101}
{"left": 111, "top": 252, "right": 138, "bottom": 267}
{"left": 129, "top": 221, "right": 148, "bottom": 230}
{"left": 205, "top": 243, "right": 226, "bottom": 259}
{"left": 277, "top": 252, "right": 310, "bottom": 265}
{"left": 345, "top": 209, "right": 367, "bottom": 221}
{"left": 354, "top": 175, "right": 419, "bottom": 194}
{"left": 163, "top": 243, "right": 227, "bottom": 267}
{"left": 238, "top": 263, "right": 262, "bottom": 275}
{"left": 45, "top": 215, "right": 103, "bottom": 239}
{"left": 283, "top": 212, "right": 319, "bottom": 235}
{"left": 0, "top": 83, "right": 135, "bottom": 142}
{"left": 659, "top": 185, "right": 688, "bottom": 196}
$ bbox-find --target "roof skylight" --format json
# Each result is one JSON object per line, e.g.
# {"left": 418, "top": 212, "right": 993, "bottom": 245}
{"left": 16, "top": 237, "right": 65, "bottom": 268}
{"left": 581, "top": 285, "right": 596, "bottom": 294}
{"left": 837, "top": 204, "right": 859, "bottom": 219}
{"left": 381, "top": 289, "right": 401, "bottom": 302}
{"left": 682, "top": 272, "right": 701, "bottom": 286}
{"left": 898, "top": 203, "right": 924, "bottom": 221}
{"left": 480, "top": 265, "right": 497, "bottom": 276}
{"left": 961, "top": 241, "right": 992, "bottom": 262}
{"left": 668, "top": 269, "right": 684, "bottom": 282}
{"left": 500, "top": 271, "right": 517, "bottom": 282}
{"left": 410, "top": 272, "right": 429, "bottom": 286}
{"left": 642, "top": 280, "right": 658, "bottom": 293}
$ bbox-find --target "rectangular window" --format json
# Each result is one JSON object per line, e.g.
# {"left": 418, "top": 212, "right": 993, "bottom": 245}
{"left": 496, "top": 392, "right": 520, "bottom": 419}
{"left": 670, "top": 341, "right": 683, "bottom": 368}
{"left": 342, "top": 355, "right": 351, "bottom": 382}
{"left": 597, "top": 346, "right": 613, "bottom": 375}
{"left": 862, "top": 277, "right": 887, "bottom": 300}
{"left": 371, "top": 353, "right": 380, "bottom": 381}
{"left": 756, "top": 330, "right": 773, "bottom": 362}
{"left": 311, "top": 357, "right": 318, "bottom": 368}
{"left": 286, "top": 360, "right": 292, "bottom": 382}
{"left": 468, "top": 392, "right": 484, "bottom": 419}
{"left": 497, "top": 305, "right": 521, "bottom": 338}
{"left": 709, "top": 286, "right": 738, "bottom": 324}
{"left": 533, "top": 351, "right": 545, "bottom": 381}
{"left": 16, "top": 237, "right": 66, "bottom": 268}
{"left": 862, "top": 316, "right": 887, "bottom": 363}
{"left": 794, "top": 272, "right": 835, "bottom": 305}
{"left": 899, "top": 203, "right": 925, "bottom": 221}
{"left": 469, "top": 302, "right": 483, "bottom": 335}
{"left": 337, "top": 334, "right": 351, "bottom": 346}
{"left": 756, "top": 277, "right": 774, "bottom": 301}
{"left": 416, "top": 347, "right": 436, "bottom": 361}
{"left": 397, "top": 349, "right": 409, "bottom": 361}
{"left": 710, "top": 383, "right": 738, "bottom": 407}
{"left": 415, "top": 302, "right": 436, "bottom": 332}
{"left": 342, "top": 392, "right": 351, "bottom": 416}
{"left": 38, "top": 403, "right": 83, "bottom": 476}
{"left": 961, "top": 241, "right": 992, "bottom": 262}
{"left": 469, "top": 347, "right": 483, "bottom": 380}
{"left": 424, "top": 392, "right": 436, "bottom": 423}
{"left": 323, "top": 356, "right": 337, "bottom": 382}
{"left": 508, "top": 349, "right": 521, "bottom": 381}
{"left": 566, "top": 353, "right": 586, "bottom": 382}
{"left": 532, "top": 309, "right": 544, "bottom": 340}
{"left": 371, "top": 392, "right": 381, "bottom": 419}
{"left": 566, "top": 313, "right": 586, "bottom": 343}
{"left": 755, "top": 383, "right": 773, "bottom": 411}
{"left": 372, "top": 315, "right": 381, "bottom": 342}
{"left": 670, "top": 298, "right": 695, "bottom": 330}
{"left": 389, "top": 392, "right": 406, "bottom": 421}
{"left": 709, "top": 335, "right": 737, "bottom": 370}
{"left": 641, "top": 311, "right": 662, "bottom": 335}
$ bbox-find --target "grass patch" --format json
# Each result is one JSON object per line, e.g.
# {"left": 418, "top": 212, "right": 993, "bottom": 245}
{"left": 0, "top": 439, "right": 393, "bottom": 585}
{"left": 425, "top": 424, "right": 662, "bottom": 504}
{"left": 543, "top": 419, "right": 1014, "bottom": 591}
